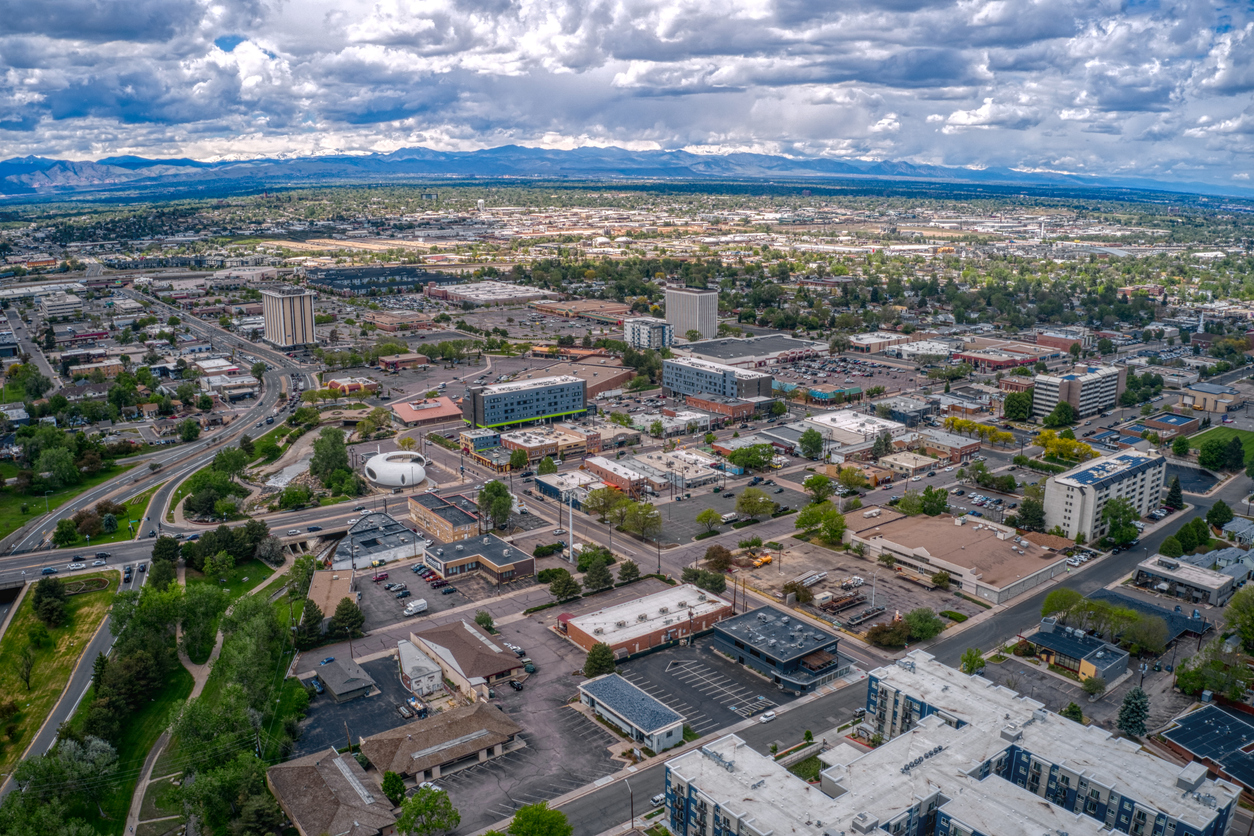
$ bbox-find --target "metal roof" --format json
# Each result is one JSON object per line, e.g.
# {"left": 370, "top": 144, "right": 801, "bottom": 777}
{"left": 580, "top": 673, "right": 683, "bottom": 733}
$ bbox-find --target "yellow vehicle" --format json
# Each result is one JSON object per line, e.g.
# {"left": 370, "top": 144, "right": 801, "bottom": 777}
{"left": 753, "top": 555, "right": 773, "bottom": 568}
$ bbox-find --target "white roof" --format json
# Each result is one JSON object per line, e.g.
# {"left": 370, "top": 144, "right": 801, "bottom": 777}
{"left": 482, "top": 375, "right": 582, "bottom": 395}
{"left": 568, "top": 584, "right": 730, "bottom": 646}
{"left": 664, "top": 355, "right": 772, "bottom": 380}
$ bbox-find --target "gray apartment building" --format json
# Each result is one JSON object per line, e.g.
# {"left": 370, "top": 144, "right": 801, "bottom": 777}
{"left": 462, "top": 375, "right": 588, "bottom": 429}
{"left": 624, "top": 317, "right": 674, "bottom": 350}
{"left": 1032, "top": 365, "right": 1127, "bottom": 419}
{"left": 661, "top": 357, "right": 774, "bottom": 400}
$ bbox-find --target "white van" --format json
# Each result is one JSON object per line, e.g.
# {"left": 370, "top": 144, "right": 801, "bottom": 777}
{"left": 404, "top": 599, "right": 429, "bottom": 616}
{"left": 720, "top": 512, "right": 739, "bottom": 523}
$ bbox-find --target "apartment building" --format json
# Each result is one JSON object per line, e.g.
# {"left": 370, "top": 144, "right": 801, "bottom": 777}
{"left": 1031, "top": 365, "right": 1127, "bottom": 419}
{"left": 661, "top": 357, "right": 774, "bottom": 400}
{"left": 461, "top": 375, "right": 587, "bottom": 429}
{"left": 664, "top": 286, "right": 718, "bottom": 340}
{"left": 661, "top": 651, "right": 1238, "bottom": 836}
{"left": 1043, "top": 451, "right": 1166, "bottom": 542}
{"left": 624, "top": 317, "right": 674, "bottom": 350}
{"left": 261, "top": 286, "right": 316, "bottom": 348}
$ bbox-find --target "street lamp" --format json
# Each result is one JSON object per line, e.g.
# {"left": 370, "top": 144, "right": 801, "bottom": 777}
{"left": 44, "top": 490, "right": 51, "bottom": 514}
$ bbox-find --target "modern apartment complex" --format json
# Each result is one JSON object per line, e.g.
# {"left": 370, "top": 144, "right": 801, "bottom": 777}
{"left": 661, "top": 357, "right": 775, "bottom": 400}
{"left": 1043, "top": 450, "right": 1166, "bottom": 542}
{"left": 260, "top": 286, "right": 316, "bottom": 348}
{"left": 624, "top": 316, "right": 674, "bottom": 350}
{"left": 664, "top": 286, "right": 718, "bottom": 340}
{"left": 461, "top": 375, "right": 587, "bottom": 429}
{"left": 663, "top": 651, "right": 1238, "bottom": 836}
{"left": 1031, "top": 365, "right": 1127, "bottom": 419}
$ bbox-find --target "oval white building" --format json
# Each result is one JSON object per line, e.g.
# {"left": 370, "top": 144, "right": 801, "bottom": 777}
{"left": 362, "top": 451, "right": 428, "bottom": 488}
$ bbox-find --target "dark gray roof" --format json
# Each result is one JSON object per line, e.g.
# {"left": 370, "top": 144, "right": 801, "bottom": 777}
{"left": 347, "top": 512, "right": 416, "bottom": 558}
{"left": 685, "top": 334, "right": 823, "bottom": 361}
{"left": 581, "top": 673, "right": 683, "bottom": 733}
{"left": 1029, "top": 626, "right": 1125, "bottom": 664}
{"left": 427, "top": 533, "right": 531, "bottom": 568}
{"left": 714, "top": 606, "right": 840, "bottom": 663}
{"left": 317, "top": 658, "right": 376, "bottom": 695}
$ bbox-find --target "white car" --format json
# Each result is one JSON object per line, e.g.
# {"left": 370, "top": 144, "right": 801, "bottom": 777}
{"left": 910, "top": 475, "right": 922, "bottom": 482}
{"left": 347, "top": 518, "right": 358, "bottom": 525}
{"left": 92, "top": 559, "right": 107, "bottom": 566}
{"left": 287, "top": 529, "right": 300, "bottom": 536}
{"left": 418, "top": 781, "right": 444, "bottom": 793}
{"left": 944, "top": 466, "right": 953, "bottom": 472}
{"left": 759, "top": 711, "right": 777, "bottom": 723}
{"left": 67, "top": 562, "right": 85, "bottom": 570}
{"left": 552, "top": 528, "right": 567, "bottom": 535}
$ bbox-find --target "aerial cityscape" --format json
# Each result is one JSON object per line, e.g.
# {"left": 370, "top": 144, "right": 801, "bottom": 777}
{"left": 3, "top": 4, "right": 1254, "bottom": 836}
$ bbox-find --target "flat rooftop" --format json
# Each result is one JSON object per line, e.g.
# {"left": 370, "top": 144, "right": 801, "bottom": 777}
{"left": 714, "top": 606, "right": 839, "bottom": 663}
{"left": 580, "top": 674, "right": 683, "bottom": 733}
{"left": 566, "top": 584, "right": 730, "bottom": 646}
{"left": 852, "top": 509, "right": 1064, "bottom": 588}
{"left": 682, "top": 334, "right": 825, "bottom": 361}
{"left": 428, "top": 533, "right": 531, "bottom": 568}
{"left": 480, "top": 375, "right": 583, "bottom": 395}
{"left": 345, "top": 512, "right": 419, "bottom": 559}
{"left": 1055, "top": 450, "right": 1163, "bottom": 488}
{"left": 663, "top": 356, "right": 772, "bottom": 380}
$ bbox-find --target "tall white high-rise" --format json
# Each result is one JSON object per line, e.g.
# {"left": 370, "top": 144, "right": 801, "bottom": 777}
{"left": 664, "top": 286, "right": 718, "bottom": 340}
{"left": 261, "top": 286, "right": 316, "bottom": 348}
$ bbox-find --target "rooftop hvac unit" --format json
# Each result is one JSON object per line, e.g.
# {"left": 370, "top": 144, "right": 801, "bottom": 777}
{"left": 677, "top": 601, "right": 688, "bottom": 609}
{"left": 663, "top": 618, "right": 673, "bottom": 625}
{"left": 637, "top": 613, "right": 648, "bottom": 622}
{"left": 455, "top": 545, "right": 463, "bottom": 551}
{"left": 503, "top": 548, "right": 511, "bottom": 557}
{"left": 615, "top": 621, "right": 627, "bottom": 628}
{"left": 659, "top": 606, "right": 669, "bottom": 614}
{"left": 593, "top": 628, "right": 604, "bottom": 635}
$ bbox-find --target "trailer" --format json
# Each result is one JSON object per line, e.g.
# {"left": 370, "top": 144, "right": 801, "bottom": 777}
{"left": 844, "top": 606, "right": 886, "bottom": 627}
{"left": 822, "top": 593, "right": 867, "bottom": 614}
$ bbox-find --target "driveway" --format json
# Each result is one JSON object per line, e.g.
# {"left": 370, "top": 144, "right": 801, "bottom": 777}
{"left": 293, "top": 657, "right": 414, "bottom": 757}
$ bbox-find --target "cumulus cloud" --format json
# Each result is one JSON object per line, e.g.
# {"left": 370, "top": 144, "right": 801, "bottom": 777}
{"left": 0, "top": 0, "right": 1250, "bottom": 186}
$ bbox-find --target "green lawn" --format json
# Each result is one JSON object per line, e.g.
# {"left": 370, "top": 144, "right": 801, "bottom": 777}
{"left": 185, "top": 558, "right": 274, "bottom": 603}
{"left": 0, "top": 570, "right": 119, "bottom": 776}
{"left": 0, "top": 464, "right": 136, "bottom": 544}
{"left": 246, "top": 424, "right": 291, "bottom": 465}
{"left": 58, "top": 482, "right": 164, "bottom": 549}
{"left": 64, "top": 665, "right": 194, "bottom": 836}
{"left": 1189, "top": 427, "right": 1254, "bottom": 458}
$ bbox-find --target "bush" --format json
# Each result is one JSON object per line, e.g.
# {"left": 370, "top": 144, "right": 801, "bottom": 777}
{"left": 1011, "top": 639, "right": 1035, "bottom": 657}
{"left": 866, "top": 620, "right": 911, "bottom": 648}
{"left": 533, "top": 543, "right": 565, "bottom": 558}
{"left": 536, "top": 567, "right": 569, "bottom": 584}
{"left": 939, "top": 610, "right": 968, "bottom": 622}
{"left": 576, "top": 546, "right": 616, "bottom": 573}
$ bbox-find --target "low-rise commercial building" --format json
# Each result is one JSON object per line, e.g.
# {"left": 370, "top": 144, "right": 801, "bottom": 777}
{"left": 534, "top": 470, "right": 604, "bottom": 508}
{"left": 378, "top": 352, "right": 430, "bottom": 371}
{"left": 390, "top": 395, "right": 462, "bottom": 427}
{"left": 409, "top": 620, "right": 527, "bottom": 699}
{"left": 1043, "top": 451, "right": 1166, "bottom": 542}
{"left": 306, "top": 570, "right": 357, "bottom": 633}
{"left": 559, "top": 584, "right": 733, "bottom": 657}
{"left": 848, "top": 331, "right": 912, "bottom": 353}
{"left": 336, "top": 513, "right": 421, "bottom": 571}
{"left": 459, "top": 428, "right": 500, "bottom": 453}
{"left": 877, "top": 451, "right": 936, "bottom": 477}
{"left": 422, "top": 533, "right": 534, "bottom": 585}
{"left": 624, "top": 317, "right": 673, "bottom": 350}
{"left": 1022, "top": 617, "right": 1128, "bottom": 683}
{"left": 362, "top": 311, "right": 433, "bottom": 332}
{"left": 1180, "top": 382, "right": 1245, "bottom": 413}
{"left": 315, "top": 658, "right": 376, "bottom": 703}
{"left": 526, "top": 360, "right": 635, "bottom": 399}
{"left": 683, "top": 392, "right": 757, "bottom": 420}
{"left": 397, "top": 639, "right": 442, "bottom": 696}
{"left": 676, "top": 334, "right": 826, "bottom": 368}
{"left": 326, "top": 376, "right": 380, "bottom": 395}
{"left": 359, "top": 702, "right": 521, "bottom": 782}
{"left": 266, "top": 748, "right": 396, "bottom": 836}
{"left": 881, "top": 396, "right": 936, "bottom": 427}
{"left": 1032, "top": 365, "right": 1127, "bottom": 419}
{"left": 462, "top": 375, "right": 588, "bottom": 429}
{"left": 919, "top": 429, "right": 981, "bottom": 463}
{"left": 585, "top": 455, "right": 656, "bottom": 496}
{"left": 579, "top": 673, "right": 685, "bottom": 753}
{"left": 1135, "top": 554, "right": 1236, "bottom": 606}
{"left": 408, "top": 493, "right": 480, "bottom": 542}
{"left": 529, "top": 298, "right": 632, "bottom": 323}
{"left": 711, "top": 606, "right": 851, "bottom": 694}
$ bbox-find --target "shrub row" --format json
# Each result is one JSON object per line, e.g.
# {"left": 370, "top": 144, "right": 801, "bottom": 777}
{"left": 939, "top": 610, "right": 968, "bottom": 622}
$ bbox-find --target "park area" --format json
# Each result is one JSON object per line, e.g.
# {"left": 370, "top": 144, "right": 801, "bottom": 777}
{"left": 0, "top": 569, "right": 119, "bottom": 776}
{"left": 1188, "top": 427, "right": 1254, "bottom": 460}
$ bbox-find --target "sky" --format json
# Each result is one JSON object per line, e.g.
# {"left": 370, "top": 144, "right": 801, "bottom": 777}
{"left": 0, "top": 0, "right": 1252, "bottom": 186}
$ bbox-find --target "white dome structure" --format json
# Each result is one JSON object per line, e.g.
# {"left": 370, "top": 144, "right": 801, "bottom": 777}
{"left": 363, "top": 452, "right": 428, "bottom": 488}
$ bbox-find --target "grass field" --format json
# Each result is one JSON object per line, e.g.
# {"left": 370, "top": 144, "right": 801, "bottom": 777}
{"left": 56, "top": 482, "right": 164, "bottom": 549}
{"left": 1189, "top": 427, "right": 1254, "bottom": 458}
{"left": 0, "top": 464, "right": 136, "bottom": 544}
{"left": 64, "top": 665, "right": 194, "bottom": 836}
{"left": 0, "top": 569, "right": 118, "bottom": 775}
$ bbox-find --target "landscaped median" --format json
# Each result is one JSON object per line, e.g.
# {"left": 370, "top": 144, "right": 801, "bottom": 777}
{"left": 0, "top": 569, "right": 119, "bottom": 778}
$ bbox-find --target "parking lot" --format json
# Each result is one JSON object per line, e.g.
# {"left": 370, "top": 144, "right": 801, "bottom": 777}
{"left": 771, "top": 355, "right": 923, "bottom": 399}
{"left": 293, "top": 657, "right": 413, "bottom": 757}
{"left": 617, "top": 637, "right": 794, "bottom": 734}
{"left": 356, "top": 558, "right": 481, "bottom": 632}
{"left": 656, "top": 481, "right": 810, "bottom": 544}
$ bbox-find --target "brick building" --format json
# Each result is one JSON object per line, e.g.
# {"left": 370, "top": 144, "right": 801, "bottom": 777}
{"left": 559, "top": 585, "right": 733, "bottom": 658}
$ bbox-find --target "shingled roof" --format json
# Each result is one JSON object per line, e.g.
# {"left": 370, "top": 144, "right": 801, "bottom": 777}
{"left": 266, "top": 747, "right": 396, "bottom": 836}
{"left": 411, "top": 619, "right": 520, "bottom": 681}
{"left": 359, "top": 702, "right": 521, "bottom": 778}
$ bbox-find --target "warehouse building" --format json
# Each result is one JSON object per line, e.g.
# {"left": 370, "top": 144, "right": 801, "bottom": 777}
{"left": 462, "top": 375, "right": 588, "bottom": 429}
{"left": 1043, "top": 451, "right": 1166, "bottom": 542}
{"left": 559, "top": 584, "right": 733, "bottom": 657}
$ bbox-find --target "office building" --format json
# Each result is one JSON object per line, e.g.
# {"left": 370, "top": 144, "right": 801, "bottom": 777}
{"left": 1021, "top": 617, "right": 1129, "bottom": 683}
{"left": 624, "top": 317, "right": 674, "bottom": 350}
{"left": 261, "top": 286, "right": 316, "bottom": 348}
{"left": 1134, "top": 554, "right": 1236, "bottom": 606}
{"left": 462, "top": 375, "right": 587, "bottom": 429}
{"left": 408, "top": 493, "right": 480, "bottom": 542}
{"left": 1031, "top": 365, "right": 1127, "bottom": 419}
{"left": 665, "top": 286, "right": 718, "bottom": 340}
{"left": 1043, "top": 451, "right": 1166, "bottom": 542}
{"left": 662, "top": 651, "right": 1239, "bottom": 836}
{"left": 662, "top": 357, "right": 774, "bottom": 401}
{"left": 1180, "top": 382, "right": 1244, "bottom": 414}
{"left": 40, "top": 291, "right": 83, "bottom": 319}
{"left": 710, "top": 606, "right": 852, "bottom": 693}
{"left": 579, "top": 674, "right": 685, "bottom": 753}
{"left": 421, "top": 533, "right": 534, "bottom": 585}
{"left": 560, "top": 584, "right": 733, "bottom": 656}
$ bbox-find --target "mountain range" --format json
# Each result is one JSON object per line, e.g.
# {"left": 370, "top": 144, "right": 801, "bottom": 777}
{"left": 0, "top": 146, "right": 1250, "bottom": 202}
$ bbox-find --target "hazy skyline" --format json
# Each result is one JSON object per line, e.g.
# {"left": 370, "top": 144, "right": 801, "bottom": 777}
{"left": 1, "top": 0, "right": 1252, "bottom": 187}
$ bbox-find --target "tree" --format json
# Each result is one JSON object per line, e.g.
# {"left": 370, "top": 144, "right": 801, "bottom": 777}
{"left": 509, "top": 448, "right": 530, "bottom": 470}
{"left": 397, "top": 786, "right": 461, "bottom": 836}
{"left": 1159, "top": 535, "right": 1184, "bottom": 557}
{"left": 1016, "top": 497, "right": 1046, "bottom": 532}
{"left": 919, "top": 486, "right": 948, "bottom": 516}
{"left": 179, "top": 419, "right": 201, "bottom": 442}
{"left": 1041, "top": 588, "right": 1082, "bottom": 617}
{"left": 836, "top": 466, "right": 869, "bottom": 492}
{"left": 1176, "top": 521, "right": 1197, "bottom": 551}
{"left": 310, "top": 427, "right": 350, "bottom": 485}
{"left": 1117, "top": 687, "right": 1149, "bottom": 737}
{"left": 617, "top": 559, "right": 641, "bottom": 584}
{"left": 15, "top": 644, "right": 36, "bottom": 690}
{"left": 735, "top": 487, "right": 774, "bottom": 520}
{"left": 295, "top": 600, "right": 324, "bottom": 650}
{"left": 799, "top": 428, "right": 824, "bottom": 460}
{"left": 1082, "top": 676, "right": 1107, "bottom": 697}
{"left": 509, "top": 802, "right": 573, "bottom": 836}
{"left": 1198, "top": 437, "right": 1227, "bottom": 470}
{"left": 152, "top": 536, "right": 180, "bottom": 563}
{"left": 648, "top": 420, "right": 664, "bottom": 438}
{"left": 250, "top": 361, "right": 267, "bottom": 379}
{"left": 1061, "top": 702, "right": 1084, "bottom": 723}
{"left": 582, "top": 557, "right": 613, "bottom": 592}
{"left": 625, "top": 502, "right": 662, "bottom": 542}
{"left": 1165, "top": 475, "right": 1183, "bottom": 509}
{"left": 1042, "top": 401, "right": 1076, "bottom": 428}
{"left": 148, "top": 559, "right": 176, "bottom": 591}
{"left": 895, "top": 489, "right": 924, "bottom": 516}
{"left": 1226, "top": 436, "right": 1246, "bottom": 471}
{"left": 685, "top": 329, "right": 702, "bottom": 342}
{"left": 382, "top": 771, "right": 407, "bottom": 807}
{"left": 329, "top": 597, "right": 365, "bottom": 639}
{"left": 931, "top": 570, "right": 950, "bottom": 590}
{"left": 475, "top": 610, "right": 494, "bottom": 632}
{"left": 1225, "top": 586, "right": 1254, "bottom": 652}
{"left": 1207, "top": 500, "right": 1234, "bottom": 529}
{"left": 866, "top": 619, "right": 911, "bottom": 648}
{"left": 695, "top": 508, "right": 722, "bottom": 533}
{"left": 704, "top": 544, "right": 733, "bottom": 571}
{"left": 959, "top": 647, "right": 985, "bottom": 674}
{"left": 1192, "top": 515, "right": 1212, "bottom": 547}
{"left": 584, "top": 487, "right": 624, "bottom": 522}
{"left": 549, "top": 572, "right": 581, "bottom": 601}
{"left": 1172, "top": 435, "right": 1190, "bottom": 457}
{"left": 478, "top": 480, "right": 514, "bottom": 529}
{"left": 537, "top": 456, "right": 558, "bottom": 475}
{"left": 583, "top": 643, "right": 616, "bottom": 678}
{"left": 802, "top": 473, "right": 834, "bottom": 503}
{"left": 52, "top": 518, "right": 79, "bottom": 547}
{"left": 781, "top": 580, "right": 813, "bottom": 604}
{"left": 1003, "top": 389, "right": 1033, "bottom": 421}
{"left": 904, "top": 608, "right": 946, "bottom": 641}
{"left": 1101, "top": 496, "right": 1139, "bottom": 545}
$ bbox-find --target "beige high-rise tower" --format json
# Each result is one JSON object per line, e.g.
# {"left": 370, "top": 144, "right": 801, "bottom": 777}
{"left": 664, "top": 286, "right": 718, "bottom": 340}
{"left": 261, "top": 286, "right": 316, "bottom": 347}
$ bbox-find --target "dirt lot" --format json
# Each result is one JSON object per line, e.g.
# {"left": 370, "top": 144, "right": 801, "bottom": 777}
{"left": 729, "top": 538, "right": 986, "bottom": 632}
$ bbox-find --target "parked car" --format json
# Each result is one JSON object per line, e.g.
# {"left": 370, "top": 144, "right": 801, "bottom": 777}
{"left": 508, "top": 680, "right": 524, "bottom": 691}
{"left": 319, "top": 657, "right": 335, "bottom": 666}
{"left": 774, "top": 487, "right": 784, "bottom": 493}
{"left": 396, "top": 590, "right": 412, "bottom": 599}
{"left": 441, "top": 586, "right": 457, "bottom": 595}
{"left": 373, "top": 573, "right": 389, "bottom": 583}
{"left": 758, "top": 711, "right": 777, "bottom": 723}
{"left": 650, "top": 794, "right": 666, "bottom": 807}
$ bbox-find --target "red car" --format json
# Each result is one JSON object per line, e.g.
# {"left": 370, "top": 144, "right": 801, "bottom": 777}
{"left": 372, "top": 573, "right": 389, "bottom": 583}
